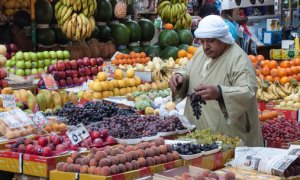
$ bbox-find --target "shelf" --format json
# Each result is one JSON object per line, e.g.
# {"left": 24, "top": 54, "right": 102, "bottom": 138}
{"left": 247, "top": 14, "right": 280, "bottom": 23}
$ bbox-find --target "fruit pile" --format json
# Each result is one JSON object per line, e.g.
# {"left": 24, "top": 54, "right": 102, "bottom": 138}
{"left": 79, "top": 128, "right": 116, "bottom": 148}
{"left": 261, "top": 119, "right": 300, "bottom": 143}
{"left": 0, "top": 0, "right": 30, "bottom": 16}
{"left": 176, "top": 46, "right": 198, "bottom": 61}
{"left": 94, "top": 115, "right": 186, "bottom": 139}
{"left": 44, "top": 122, "right": 68, "bottom": 133}
{"left": 44, "top": 57, "right": 104, "bottom": 88}
{"left": 277, "top": 92, "right": 300, "bottom": 109}
{"left": 6, "top": 50, "right": 70, "bottom": 77}
{"left": 54, "top": 0, "right": 96, "bottom": 40}
{"left": 56, "top": 138, "right": 180, "bottom": 175}
{"left": 0, "top": 45, "right": 8, "bottom": 89}
{"left": 174, "top": 170, "right": 235, "bottom": 180}
{"left": 55, "top": 101, "right": 137, "bottom": 125}
{"left": 172, "top": 142, "right": 219, "bottom": 155}
{"left": 2, "top": 43, "right": 18, "bottom": 59}
{"left": 258, "top": 110, "right": 279, "bottom": 121}
{"left": 157, "top": 0, "right": 191, "bottom": 30}
{"left": 111, "top": 52, "right": 151, "bottom": 66}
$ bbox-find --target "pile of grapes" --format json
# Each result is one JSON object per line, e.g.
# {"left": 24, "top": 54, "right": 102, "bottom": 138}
{"left": 189, "top": 92, "right": 206, "bottom": 119}
{"left": 55, "top": 102, "right": 137, "bottom": 125}
{"left": 172, "top": 142, "right": 219, "bottom": 155}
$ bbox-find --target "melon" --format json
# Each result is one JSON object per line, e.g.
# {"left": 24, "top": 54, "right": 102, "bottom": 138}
{"left": 111, "top": 23, "right": 130, "bottom": 45}
{"left": 178, "top": 44, "right": 190, "bottom": 51}
{"left": 158, "top": 30, "right": 179, "bottom": 48}
{"left": 141, "top": 44, "right": 151, "bottom": 52}
{"left": 161, "top": 46, "right": 179, "bottom": 60}
{"left": 178, "top": 29, "right": 194, "bottom": 45}
{"left": 98, "top": 25, "right": 111, "bottom": 42}
{"left": 91, "top": 26, "right": 100, "bottom": 39}
{"left": 138, "top": 19, "right": 155, "bottom": 42}
{"left": 146, "top": 46, "right": 162, "bottom": 58}
{"left": 35, "top": 0, "right": 53, "bottom": 24}
{"left": 36, "top": 28, "right": 55, "bottom": 46}
{"left": 95, "top": 0, "right": 112, "bottom": 22}
{"left": 118, "top": 48, "right": 130, "bottom": 54}
{"left": 129, "top": 45, "right": 143, "bottom": 53}
{"left": 125, "top": 20, "right": 141, "bottom": 42}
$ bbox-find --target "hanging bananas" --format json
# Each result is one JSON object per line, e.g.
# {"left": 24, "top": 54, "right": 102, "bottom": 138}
{"left": 158, "top": 0, "right": 191, "bottom": 30}
{"left": 54, "top": 0, "right": 96, "bottom": 40}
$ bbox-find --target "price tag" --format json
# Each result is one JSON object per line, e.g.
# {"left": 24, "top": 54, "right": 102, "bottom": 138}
{"left": 42, "top": 74, "right": 58, "bottom": 90}
{"left": 66, "top": 123, "right": 90, "bottom": 145}
{"left": 102, "top": 65, "right": 116, "bottom": 80}
{"left": 1, "top": 94, "right": 16, "bottom": 108}
{"left": 81, "top": 80, "right": 94, "bottom": 91}
{"left": 32, "top": 111, "right": 48, "bottom": 131}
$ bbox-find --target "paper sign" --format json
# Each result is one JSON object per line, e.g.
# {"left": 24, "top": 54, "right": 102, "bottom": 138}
{"left": 10, "top": 109, "right": 33, "bottom": 126}
{"left": 81, "top": 80, "right": 94, "bottom": 91}
{"left": 0, "top": 112, "right": 23, "bottom": 129}
{"left": 42, "top": 74, "right": 58, "bottom": 90}
{"left": 32, "top": 111, "right": 48, "bottom": 131}
{"left": 66, "top": 123, "right": 90, "bottom": 145}
{"left": 102, "top": 65, "right": 115, "bottom": 80}
{"left": 1, "top": 94, "right": 16, "bottom": 108}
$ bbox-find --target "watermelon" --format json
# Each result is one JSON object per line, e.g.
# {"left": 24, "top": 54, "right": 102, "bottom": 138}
{"left": 119, "top": 48, "right": 130, "bottom": 54}
{"left": 13, "top": 10, "right": 30, "bottom": 28}
{"left": 161, "top": 46, "right": 179, "bottom": 60}
{"left": 98, "top": 25, "right": 111, "bottom": 42}
{"left": 35, "top": 0, "right": 53, "bottom": 24}
{"left": 158, "top": 30, "right": 179, "bottom": 48}
{"left": 95, "top": 0, "right": 112, "bottom": 22}
{"left": 53, "top": 28, "right": 69, "bottom": 45}
{"left": 141, "top": 44, "right": 151, "bottom": 53}
{"left": 178, "top": 29, "right": 194, "bottom": 45}
{"left": 125, "top": 20, "right": 141, "bottom": 43}
{"left": 91, "top": 26, "right": 100, "bottom": 39}
{"left": 146, "top": 46, "right": 162, "bottom": 58}
{"left": 178, "top": 44, "right": 190, "bottom": 51}
{"left": 138, "top": 19, "right": 155, "bottom": 42}
{"left": 129, "top": 45, "right": 143, "bottom": 53}
{"left": 36, "top": 28, "right": 55, "bottom": 46}
{"left": 111, "top": 23, "right": 129, "bottom": 45}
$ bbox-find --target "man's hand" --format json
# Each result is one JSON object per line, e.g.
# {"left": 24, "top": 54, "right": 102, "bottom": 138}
{"left": 194, "top": 85, "right": 220, "bottom": 100}
{"left": 169, "top": 74, "right": 183, "bottom": 92}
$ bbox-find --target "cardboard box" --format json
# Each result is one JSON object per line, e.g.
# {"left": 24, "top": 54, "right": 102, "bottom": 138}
{"left": 49, "top": 171, "right": 77, "bottom": 180}
{"left": 0, "top": 151, "right": 22, "bottom": 173}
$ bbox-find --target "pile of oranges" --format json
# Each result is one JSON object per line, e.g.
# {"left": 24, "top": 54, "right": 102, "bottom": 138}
{"left": 177, "top": 46, "right": 198, "bottom": 62}
{"left": 249, "top": 55, "right": 300, "bottom": 85}
{"left": 111, "top": 52, "right": 151, "bottom": 65}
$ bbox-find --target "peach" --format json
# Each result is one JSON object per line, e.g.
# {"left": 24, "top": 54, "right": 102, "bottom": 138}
{"left": 152, "top": 147, "right": 160, "bottom": 156}
{"left": 118, "top": 164, "right": 126, "bottom": 173}
{"left": 172, "top": 151, "right": 180, "bottom": 160}
{"left": 166, "top": 144, "right": 172, "bottom": 153}
{"left": 125, "top": 162, "right": 133, "bottom": 171}
{"left": 159, "top": 145, "right": 167, "bottom": 154}
{"left": 89, "top": 158, "right": 98, "bottom": 166}
{"left": 80, "top": 165, "right": 89, "bottom": 173}
{"left": 130, "top": 151, "right": 138, "bottom": 160}
{"left": 71, "top": 151, "right": 81, "bottom": 160}
{"left": 75, "top": 158, "right": 82, "bottom": 164}
{"left": 137, "top": 149, "right": 146, "bottom": 158}
{"left": 154, "top": 137, "right": 165, "bottom": 146}
{"left": 154, "top": 156, "right": 161, "bottom": 165}
{"left": 81, "top": 157, "right": 90, "bottom": 166}
{"left": 110, "top": 164, "right": 119, "bottom": 175}
{"left": 88, "top": 166, "right": 96, "bottom": 174}
{"left": 116, "top": 154, "right": 126, "bottom": 164}
{"left": 99, "top": 158, "right": 111, "bottom": 167}
{"left": 166, "top": 153, "right": 174, "bottom": 162}
{"left": 159, "top": 154, "right": 167, "bottom": 163}
{"left": 62, "top": 163, "right": 68, "bottom": 172}
{"left": 94, "top": 167, "right": 102, "bottom": 175}
{"left": 74, "top": 164, "right": 81, "bottom": 173}
{"left": 131, "top": 160, "right": 140, "bottom": 170}
{"left": 146, "top": 157, "right": 155, "bottom": 166}
{"left": 101, "top": 166, "right": 111, "bottom": 176}
{"left": 95, "top": 151, "right": 107, "bottom": 161}
{"left": 124, "top": 152, "right": 132, "bottom": 162}
{"left": 66, "top": 157, "right": 74, "bottom": 164}
{"left": 56, "top": 162, "right": 65, "bottom": 171}
{"left": 125, "top": 145, "right": 134, "bottom": 152}
{"left": 107, "top": 156, "right": 118, "bottom": 165}
{"left": 138, "top": 157, "right": 146, "bottom": 167}
{"left": 145, "top": 148, "right": 154, "bottom": 157}
{"left": 111, "top": 148, "right": 121, "bottom": 156}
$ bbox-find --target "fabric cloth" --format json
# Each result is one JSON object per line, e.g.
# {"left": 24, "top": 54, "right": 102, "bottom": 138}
{"left": 172, "top": 43, "right": 263, "bottom": 147}
{"left": 225, "top": 19, "right": 238, "bottom": 41}
{"left": 194, "top": 15, "right": 235, "bottom": 44}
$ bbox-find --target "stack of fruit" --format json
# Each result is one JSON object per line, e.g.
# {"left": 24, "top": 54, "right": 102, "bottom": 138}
{"left": 3, "top": 43, "right": 18, "bottom": 59}
{"left": 174, "top": 170, "right": 235, "bottom": 180}
{"left": 0, "top": 45, "right": 8, "bottom": 89}
{"left": 157, "top": 0, "right": 191, "bottom": 30}
{"left": 176, "top": 45, "right": 198, "bottom": 62}
{"left": 44, "top": 121, "right": 68, "bottom": 134}
{"left": 277, "top": 91, "right": 300, "bottom": 109}
{"left": 6, "top": 50, "right": 70, "bottom": 77}
{"left": 172, "top": 142, "right": 219, "bottom": 155}
{"left": 44, "top": 57, "right": 104, "bottom": 88}
{"left": 54, "top": 0, "right": 96, "bottom": 40}
{"left": 0, "top": 0, "right": 30, "bottom": 16}
{"left": 80, "top": 128, "right": 116, "bottom": 148}
{"left": 111, "top": 52, "right": 151, "bottom": 66}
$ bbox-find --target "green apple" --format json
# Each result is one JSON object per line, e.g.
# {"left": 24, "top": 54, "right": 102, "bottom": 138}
{"left": 25, "top": 61, "right": 32, "bottom": 69}
{"left": 10, "top": 60, "right": 16, "bottom": 67}
{"left": 49, "top": 51, "right": 57, "bottom": 59}
{"left": 31, "top": 68, "right": 38, "bottom": 75}
{"left": 38, "top": 68, "right": 44, "bottom": 74}
{"left": 63, "top": 50, "right": 70, "bottom": 59}
{"left": 44, "top": 59, "right": 51, "bottom": 66}
{"left": 6, "top": 60, "right": 11, "bottom": 67}
{"left": 15, "top": 52, "right": 24, "bottom": 61}
{"left": 44, "top": 66, "right": 48, "bottom": 72}
{"left": 16, "top": 61, "right": 25, "bottom": 69}
{"left": 9, "top": 68, "right": 15, "bottom": 74}
{"left": 43, "top": 51, "right": 50, "bottom": 59}
{"left": 16, "top": 69, "right": 25, "bottom": 76}
{"left": 24, "top": 52, "right": 31, "bottom": 61}
{"left": 56, "top": 50, "right": 64, "bottom": 59}
{"left": 51, "top": 59, "right": 57, "bottom": 65}
{"left": 37, "top": 52, "right": 44, "bottom": 60}
{"left": 11, "top": 56, "right": 16, "bottom": 61}
{"left": 31, "top": 62, "right": 38, "bottom": 68}
{"left": 30, "top": 52, "right": 38, "bottom": 61}
{"left": 25, "top": 69, "right": 32, "bottom": 76}
{"left": 38, "top": 60, "right": 45, "bottom": 68}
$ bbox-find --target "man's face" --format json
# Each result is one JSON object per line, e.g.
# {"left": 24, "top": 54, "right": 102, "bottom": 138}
{"left": 199, "top": 38, "right": 228, "bottom": 59}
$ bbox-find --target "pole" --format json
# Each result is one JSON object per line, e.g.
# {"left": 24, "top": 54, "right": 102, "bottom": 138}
{"left": 31, "top": 0, "right": 36, "bottom": 52}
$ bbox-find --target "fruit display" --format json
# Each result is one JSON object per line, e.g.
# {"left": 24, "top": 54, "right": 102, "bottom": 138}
{"left": 153, "top": 100, "right": 185, "bottom": 117}
{"left": 157, "top": 0, "right": 192, "bottom": 30}
{"left": 54, "top": 0, "right": 96, "bottom": 40}
{"left": 189, "top": 92, "right": 206, "bottom": 119}
{"left": 261, "top": 119, "right": 300, "bottom": 143}
{"left": 0, "top": 0, "right": 30, "bottom": 17}
{"left": 176, "top": 45, "right": 198, "bottom": 62}
{"left": 0, "top": 45, "right": 8, "bottom": 89}
{"left": 258, "top": 110, "right": 279, "bottom": 121}
{"left": 43, "top": 57, "right": 104, "bottom": 88}
{"left": 172, "top": 142, "right": 219, "bottom": 155}
{"left": 6, "top": 50, "right": 70, "bottom": 77}
{"left": 55, "top": 101, "right": 137, "bottom": 125}
{"left": 0, "top": 87, "right": 14, "bottom": 109}
{"left": 111, "top": 52, "right": 151, "bottom": 66}
{"left": 3, "top": 43, "right": 18, "bottom": 59}
{"left": 43, "top": 120, "right": 68, "bottom": 134}
{"left": 174, "top": 170, "right": 236, "bottom": 180}
{"left": 276, "top": 91, "right": 300, "bottom": 109}
{"left": 56, "top": 138, "right": 180, "bottom": 175}
{"left": 81, "top": 128, "right": 116, "bottom": 148}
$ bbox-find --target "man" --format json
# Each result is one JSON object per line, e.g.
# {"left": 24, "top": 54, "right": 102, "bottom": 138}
{"left": 170, "top": 15, "right": 263, "bottom": 147}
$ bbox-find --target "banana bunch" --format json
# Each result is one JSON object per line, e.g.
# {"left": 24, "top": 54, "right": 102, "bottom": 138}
{"left": 158, "top": 0, "right": 191, "bottom": 29}
{"left": 152, "top": 67, "right": 172, "bottom": 82}
{"left": 54, "top": 0, "right": 96, "bottom": 40}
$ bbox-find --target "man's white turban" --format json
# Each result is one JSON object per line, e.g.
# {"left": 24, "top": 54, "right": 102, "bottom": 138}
{"left": 194, "top": 15, "right": 235, "bottom": 45}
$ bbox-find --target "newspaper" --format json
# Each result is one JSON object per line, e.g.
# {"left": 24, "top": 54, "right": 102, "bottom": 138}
{"left": 228, "top": 145, "right": 300, "bottom": 177}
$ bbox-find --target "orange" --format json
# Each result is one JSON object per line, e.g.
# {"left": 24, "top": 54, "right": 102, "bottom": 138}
{"left": 136, "top": 53, "right": 141, "bottom": 58}
{"left": 286, "top": 68, "right": 293, "bottom": 76}
{"left": 265, "top": 75, "right": 273, "bottom": 82}
{"left": 260, "top": 66, "right": 270, "bottom": 76}
{"left": 270, "top": 68, "right": 278, "bottom": 77}
{"left": 273, "top": 77, "right": 280, "bottom": 82}
{"left": 295, "top": 58, "right": 300, "bottom": 66}
{"left": 115, "top": 54, "right": 124, "bottom": 59}
{"left": 187, "top": 46, "right": 197, "bottom": 55}
{"left": 257, "top": 55, "right": 265, "bottom": 61}
{"left": 277, "top": 68, "right": 287, "bottom": 77}
{"left": 129, "top": 52, "right": 137, "bottom": 58}
{"left": 164, "top": 23, "right": 173, "bottom": 30}
{"left": 145, "top": 57, "right": 151, "bottom": 62}
{"left": 280, "top": 61, "right": 291, "bottom": 68}
{"left": 140, "top": 52, "right": 146, "bottom": 58}
{"left": 297, "top": 66, "right": 300, "bottom": 73}
{"left": 187, "top": 53, "right": 193, "bottom": 60}
{"left": 280, "top": 76, "right": 290, "bottom": 85}
{"left": 267, "top": 60, "right": 278, "bottom": 69}
{"left": 127, "top": 59, "right": 133, "bottom": 64}
{"left": 290, "top": 60, "right": 296, "bottom": 66}
{"left": 291, "top": 66, "right": 298, "bottom": 75}
{"left": 177, "top": 50, "right": 187, "bottom": 58}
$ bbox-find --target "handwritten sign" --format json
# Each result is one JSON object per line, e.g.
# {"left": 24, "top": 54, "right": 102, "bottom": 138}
{"left": 66, "top": 123, "right": 90, "bottom": 145}
{"left": 32, "top": 111, "right": 48, "bottom": 131}
{"left": 1, "top": 94, "right": 16, "bottom": 108}
{"left": 102, "top": 65, "right": 115, "bottom": 80}
{"left": 42, "top": 74, "right": 58, "bottom": 90}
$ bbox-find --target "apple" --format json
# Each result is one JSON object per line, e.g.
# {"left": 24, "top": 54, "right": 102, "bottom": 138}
{"left": 63, "top": 50, "right": 70, "bottom": 59}
{"left": 51, "top": 59, "right": 57, "bottom": 65}
{"left": 1, "top": 80, "right": 8, "bottom": 87}
{"left": 77, "top": 59, "right": 84, "bottom": 68}
{"left": 70, "top": 144, "right": 79, "bottom": 151}
{"left": 57, "top": 60, "right": 65, "bottom": 71}
{"left": 91, "top": 131, "right": 101, "bottom": 139}
{"left": 38, "top": 68, "right": 44, "bottom": 74}
{"left": 86, "top": 76, "right": 92, "bottom": 80}
{"left": 9, "top": 68, "right": 15, "bottom": 74}
{"left": 37, "top": 79, "right": 45, "bottom": 88}
{"left": 100, "top": 129, "right": 109, "bottom": 138}
{"left": 79, "top": 77, "right": 86, "bottom": 84}
{"left": 56, "top": 144, "right": 68, "bottom": 151}
{"left": 25, "top": 144, "right": 34, "bottom": 154}
{"left": 38, "top": 137, "right": 48, "bottom": 147}
{"left": 24, "top": 138, "right": 33, "bottom": 145}
{"left": 78, "top": 68, "right": 85, "bottom": 76}
{"left": 64, "top": 60, "right": 71, "bottom": 70}
{"left": 71, "top": 70, "right": 78, "bottom": 78}
{"left": 31, "top": 68, "right": 38, "bottom": 75}
{"left": 84, "top": 67, "right": 91, "bottom": 76}
{"left": 37, "top": 52, "right": 44, "bottom": 60}
{"left": 66, "top": 77, "right": 73, "bottom": 86}
{"left": 44, "top": 59, "right": 51, "bottom": 66}
{"left": 24, "top": 61, "right": 31, "bottom": 69}
{"left": 90, "top": 58, "right": 97, "bottom": 66}
{"left": 57, "top": 71, "right": 66, "bottom": 79}
{"left": 0, "top": 68, "right": 7, "bottom": 79}
{"left": 38, "top": 60, "right": 45, "bottom": 68}
{"left": 49, "top": 51, "right": 57, "bottom": 59}
{"left": 42, "top": 147, "right": 52, "bottom": 157}
{"left": 31, "top": 62, "right": 38, "bottom": 68}
{"left": 96, "top": 57, "right": 104, "bottom": 66}
{"left": 93, "top": 138, "right": 104, "bottom": 147}
{"left": 43, "top": 51, "right": 50, "bottom": 59}
{"left": 59, "top": 79, "right": 66, "bottom": 87}
{"left": 25, "top": 69, "right": 31, "bottom": 76}
{"left": 105, "top": 136, "right": 116, "bottom": 144}
{"left": 6, "top": 60, "right": 11, "bottom": 67}
{"left": 90, "top": 66, "right": 98, "bottom": 75}
{"left": 52, "top": 136, "right": 64, "bottom": 145}
{"left": 30, "top": 52, "right": 38, "bottom": 61}
{"left": 73, "top": 77, "right": 80, "bottom": 85}
{"left": 24, "top": 52, "right": 31, "bottom": 61}
{"left": 10, "top": 60, "right": 16, "bottom": 67}
{"left": 15, "top": 52, "right": 24, "bottom": 61}
{"left": 70, "top": 60, "right": 77, "bottom": 69}
{"left": 33, "top": 145, "right": 43, "bottom": 155}
{"left": 9, "top": 44, "right": 18, "bottom": 52}
{"left": 97, "top": 66, "right": 102, "bottom": 72}
{"left": 46, "top": 143, "right": 55, "bottom": 151}
{"left": 44, "top": 66, "right": 48, "bottom": 72}
{"left": 83, "top": 57, "right": 91, "bottom": 67}
{"left": 56, "top": 50, "right": 64, "bottom": 60}
{"left": 16, "top": 69, "right": 25, "bottom": 76}
{"left": 16, "top": 61, "right": 25, "bottom": 69}
{"left": 66, "top": 70, "right": 72, "bottom": 77}
{"left": 47, "top": 65, "right": 56, "bottom": 73}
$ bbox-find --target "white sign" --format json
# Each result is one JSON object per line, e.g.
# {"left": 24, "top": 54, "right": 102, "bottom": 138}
{"left": 66, "top": 123, "right": 90, "bottom": 145}
{"left": 1, "top": 94, "right": 16, "bottom": 108}
{"left": 32, "top": 111, "right": 48, "bottom": 131}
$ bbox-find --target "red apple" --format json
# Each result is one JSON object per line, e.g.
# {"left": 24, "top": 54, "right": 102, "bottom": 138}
{"left": 57, "top": 60, "right": 65, "bottom": 71}
{"left": 49, "top": 133, "right": 58, "bottom": 143}
{"left": 66, "top": 77, "right": 73, "bottom": 86}
{"left": 38, "top": 137, "right": 48, "bottom": 147}
{"left": 34, "top": 145, "right": 43, "bottom": 155}
{"left": 70, "top": 144, "right": 79, "bottom": 151}
{"left": 1, "top": 80, "right": 8, "bottom": 87}
{"left": 91, "top": 131, "right": 101, "bottom": 139}
{"left": 70, "top": 60, "right": 77, "bottom": 70}
{"left": 78, "top": 68, "right": 85, "bottom": 77}
{"left": 0, "top": 68, "right": 7, "bottom": 79}
{"left": 79, "top": 77, "right": 86, "bottom": 84}
{"left": 73, "top": 77, "right": 80, "bottom": 85}
{"left": 100, "top": 129, "right": 109, "bottom": 138}
{"left": 56, "top": 144, "right": 68, "bottom": 151}
{"left": 105, "top": 136, "right": 116, "bottom": 144}
{"left": 93, "top": 138, "right": 104, "bottom": 147}
{"left": 47, "top": 65, "right": 56, "bottom": 73}
{"left": 86, "top": 76, "right": 92, "bottom": 80}
{"left": 42, "top": 147, "right": 52, "bottom": 157}
{"left": 26, "top": 144, "right": 34, "bottom": 154}
{"left": 51, "top": 71, "right": 59, "bottom": 80}
{"left": 59, "top": 79, "right": 66, "bottom": 87}
{"left": 18, "top": 144, "right": 26, "bottom": 153}
{"left": 84, "top": 67, "right": 91, "bottom": 76}
{"left": 53, "top": 136, "right": 64, "bottom": 145}
{"left": 90, "top": 58, "right": 97, "bottom": 66}
{"left": 24, "top": 138, "right": 33, "bottom": 145}
{"left": 71, "top": 70, "right": 78, "bottom": 78}
{"left": 66, "top": 70, "right": 73, "bottom": 77}
{"left": 97, "top": 66, "right": 102, "bottom": 72}
{"left": 58, "top": 71, "right": 66, "bottom": 79}
{"left": 64, "top": 61, "right": 71, "bottom": 70}
{"left": 91, "top": 66, "right": 98, "bottom": 75}
{"left": 96, "top": 58, "right": 104, "bottom": 66}
{"left": 83, "top": 57, "right": 91, "bottom": 67}
{"left": 46, "top": 143, "right": 55, "bottom": 151}
{"left": 77, "top": 59, "right": 84, "bottom": 68}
